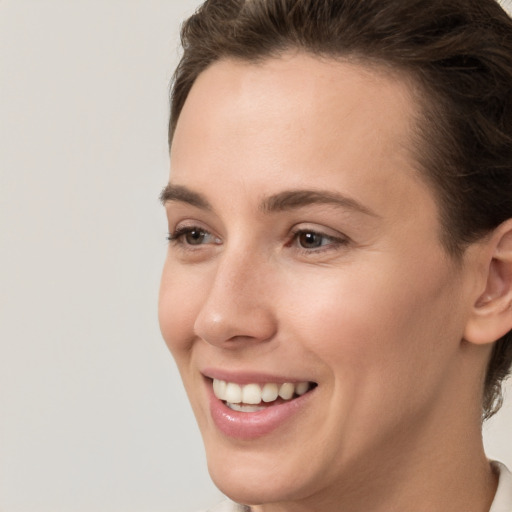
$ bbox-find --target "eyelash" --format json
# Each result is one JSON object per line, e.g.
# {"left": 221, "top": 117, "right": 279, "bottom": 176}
{"left": 167, "top": 226, "right": 219, "bottom": 246}
{"left": 167, "top": 225, "right": 349, "bottom": 255}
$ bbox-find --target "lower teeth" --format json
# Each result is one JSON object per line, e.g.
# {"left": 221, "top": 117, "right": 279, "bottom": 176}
{"left": 225, "top": 402, "right": 267, "bottom": 413}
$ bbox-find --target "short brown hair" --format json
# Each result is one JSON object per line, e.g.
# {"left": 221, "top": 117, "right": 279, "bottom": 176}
{"left": 169, "top": 0, "right": 512, "bottom": 418}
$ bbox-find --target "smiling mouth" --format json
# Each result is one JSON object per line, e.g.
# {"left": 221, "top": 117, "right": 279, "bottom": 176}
{"left": 212, "top": 378, "right": 317, "bottom": 412}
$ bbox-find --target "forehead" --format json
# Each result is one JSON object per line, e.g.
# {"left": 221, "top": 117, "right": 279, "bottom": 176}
{"left": 170, "top": 53, "right": 430, "bottom": 216}
{"left": 173, "top": 53, "right": 419, "bottom": 159}
{"left": 175, "top": 53, "right": 418, "bottom": 128}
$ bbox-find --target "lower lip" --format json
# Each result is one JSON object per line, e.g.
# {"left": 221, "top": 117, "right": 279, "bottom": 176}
{"left": 208, "top": 382, "right": 315, "bottom": 440}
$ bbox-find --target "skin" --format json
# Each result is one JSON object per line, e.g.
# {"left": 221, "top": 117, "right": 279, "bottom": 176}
{"left": 159, "top": 54, "right": 500, "bottom": 511}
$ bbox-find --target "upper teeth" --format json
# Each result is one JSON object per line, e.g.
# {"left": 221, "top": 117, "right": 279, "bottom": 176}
{"left": 213, "top": 379, "right": 311, "bottom": 405}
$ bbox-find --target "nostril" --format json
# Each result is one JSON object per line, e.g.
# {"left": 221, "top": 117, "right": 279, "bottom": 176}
{"left": 194, "top": 306, "right": 277, "bottom": 348}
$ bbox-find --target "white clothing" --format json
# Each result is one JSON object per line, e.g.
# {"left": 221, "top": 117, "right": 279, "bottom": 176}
{"left": 490, "top": 462, "right": 512, "bottom": 512}
{"left": 204, "top": 462, "right": 512, "bottom": 512}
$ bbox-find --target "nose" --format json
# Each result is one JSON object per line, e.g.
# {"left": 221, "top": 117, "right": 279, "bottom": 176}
{"left": 193, "top": 248, "right": 277, "bottom": 348}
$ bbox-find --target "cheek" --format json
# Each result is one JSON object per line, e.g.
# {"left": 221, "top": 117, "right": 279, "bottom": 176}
{"left": 283, "top": 254, "right": 461, "bottom": 391}
{"left": 278, "top": 257, "right": 464, "bottom": 462}
{"left": 158, "top": 259, "right": 202, "bottom": 358}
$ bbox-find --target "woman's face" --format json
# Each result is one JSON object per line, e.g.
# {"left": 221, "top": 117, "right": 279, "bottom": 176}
{"left": 159, "top": 55, "right": 480, "bottom": 507}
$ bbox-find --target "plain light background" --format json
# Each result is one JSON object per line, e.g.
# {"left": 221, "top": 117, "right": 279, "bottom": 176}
{"left": 0, "top": 1, "right": 511, "bottom": 511}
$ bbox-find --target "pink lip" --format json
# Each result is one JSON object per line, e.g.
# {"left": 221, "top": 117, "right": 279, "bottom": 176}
{"left": 202, "top": 367, "right": 313, "bottom": 385}
{"left": 204, "top": 376, "right": 316, "bottom": 440}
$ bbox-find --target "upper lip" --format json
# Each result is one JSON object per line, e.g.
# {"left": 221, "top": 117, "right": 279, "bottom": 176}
{"left": 202, "top": 368, "right": 316, "bottom": 385}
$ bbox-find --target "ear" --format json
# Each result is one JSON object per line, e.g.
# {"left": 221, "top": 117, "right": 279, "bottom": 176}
{"left": 464, "top": 219, "right": 512, "bottom": 345}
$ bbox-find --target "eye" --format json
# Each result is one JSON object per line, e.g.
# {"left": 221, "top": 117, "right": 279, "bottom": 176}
{"left": 289, "top": 228, "right": 348, "bottom": 253}
{"left": 296, "top": 231, "right": 331, "bottom": 249}
{"left": 168, "top": 226, "right": 220, "bottom": 246}
{"left": 183, "top": 228, "right": 208, "bottom": 245}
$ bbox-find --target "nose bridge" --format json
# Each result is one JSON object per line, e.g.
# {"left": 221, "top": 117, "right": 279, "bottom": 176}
{"left": 193, "top": 242, "right": 276, "bottom": 346}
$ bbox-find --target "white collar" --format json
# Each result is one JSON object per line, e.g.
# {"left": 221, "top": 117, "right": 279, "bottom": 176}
{"left": 490, "top": 462, "right": 512, "bottom": 512}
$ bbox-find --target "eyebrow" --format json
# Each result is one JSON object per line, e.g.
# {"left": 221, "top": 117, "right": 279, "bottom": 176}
{"left": 160, "top": 184, "right": 212, "bottom": 210}
{"left": 261, "top": 189, "right": 378, "bottom": 217}
{"left": 160, "top": 184, "right": 377, "bottom": 217}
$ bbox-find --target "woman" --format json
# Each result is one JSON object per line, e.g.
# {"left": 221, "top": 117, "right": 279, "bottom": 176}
{"left": 159, "top": 0, "right": 512, "bottom": 510}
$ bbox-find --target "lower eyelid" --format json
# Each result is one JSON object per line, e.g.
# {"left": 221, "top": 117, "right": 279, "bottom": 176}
{"left": 301, "top": 238, "right": 343, "bottom": 249}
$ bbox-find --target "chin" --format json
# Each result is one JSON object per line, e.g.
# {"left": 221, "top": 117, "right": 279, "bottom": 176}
{"left": 204, "top": 440, "right": 325, "bottom": 507}
{"left": 209, "top": 464, "right": 303, "bottom": 507}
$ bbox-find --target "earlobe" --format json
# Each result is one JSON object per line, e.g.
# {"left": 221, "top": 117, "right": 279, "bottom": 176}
{"left": 464, "top": 219, "right": 512, "bottom": 346}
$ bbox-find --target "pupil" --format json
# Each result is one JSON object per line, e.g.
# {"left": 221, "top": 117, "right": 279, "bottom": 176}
{"left": 300, "top": 232, "right": 321, "bottom": 248}
{"left": 186, "top": 230, "right": 205, "bottom": 245}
